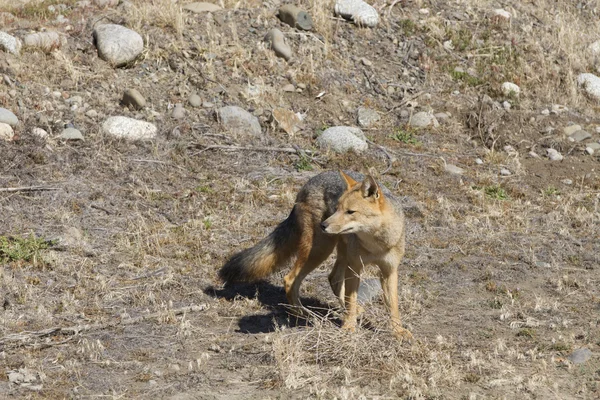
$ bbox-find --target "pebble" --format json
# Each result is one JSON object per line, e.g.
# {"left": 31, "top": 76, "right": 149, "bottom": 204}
{"left": 317, "top": 126, "right": 368, "bottom": 153}
{"left": 528, "top": 151, "right": 540, "bottom": 158}
{"left": 283, "top": 83, "right": 295, "bottom": 92}
{"left": 409, "top": 111, "right": 433, "bottom": 128}
{"left": 586, "top": 142, "right": 600, "bottom": 150}
{"left": 0, "top": 122, "right": 14, "bottom": 141}
{"left": 188, "top": 93, "right": 202, "bottom": 108}
{"left": 183, "top": 2, "right": 222, "bottom": 13}
{"left": 361, "top": 57, "right": 372, "bottom": 66}
{"left": 334, "top": 0, "right": 379, "bottom": 27}
{"left": 551, "top": 104, "right": 568, "bottom": 114}
{"left": 264, "top": 29, "right": 291, "bottom": 61}
{"left": 172, "top": 103, "right": 185, "bottom": 119}
{"left": 567, "top": 348, "right": 592, "bottom": 365}
{"left": 569, "top": 130, "right": 591, "bottom": 142}
{"left": 540, "top": 109, "right": 550, "bottom": 116}
{"left": 547, "top": 148, "right": 564, "bottom": 161}
{"left": 589, "top": 40, "right": 600, "bottom": 56}
{"left": 444, "top": 164, "right": 464, "bottom": 175}
{"left": 357, "top": 107, "right": 380, "bottom": 127}
{"left": 577, "top": 73, "right": 600, "bottom": 101}
{"left": 502, "top": 101, "right": 511, "bottom": 110}
{"left": 23, "top": 31, "right": 63, "bottom": 52}
{"left": 501, "top": 82, "right": 520, "bottom": 96}
{"left": 59, "top": 127, "right": 84, "bottom": 140}
{"left": 102, "top": 116, "right": 157, "bottom": 140}
{"left": 492, "top": 8, "right": 511, "bottom": 21}
{"left": 585, "top": 147, "right": 594, "bottom": 155}
{"left": 278, "top": 4, "right": 313, "bottom": 31}
{"left": 93, "top": 24, "right": 144, "bottom": 67}
{"left": 475, "top": 158, "right": 483, "bottom": 165}
{"left": 0, "top": 31, "right": 22, "bottom": 55}
{"left": 122, "top": 88, "right": 146, "bottom": 110}
{"left": 500, "top": 168, "right": 511, "bottom": 176}
{"left": 31, "top": 127, "right": 48, "bottom": 139}
{"left": 562, "top": 179, "right": 573, "bottom": 185}
{"left": 563, "top": 124, "right": 582, "bottom": 136}
{"left": 434, "top": 112, "right": 450, "bottom": 123}
{"left": 85, "top": 109, "right": 98, "bottom": 118}
{"left": 217, "top": 106, "right": 262, "bottom": 136}
{"left": 0, "top": 107, "right": 19, "bottom": 126}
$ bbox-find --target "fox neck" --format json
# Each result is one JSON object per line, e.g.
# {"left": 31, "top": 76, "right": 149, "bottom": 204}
{"left": 354, "top": 200, "right": 404, "bottom": 252}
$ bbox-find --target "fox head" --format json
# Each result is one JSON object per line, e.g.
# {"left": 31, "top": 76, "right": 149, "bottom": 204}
{"left": 321, "top": 171, "right": 387, "bottom": 235}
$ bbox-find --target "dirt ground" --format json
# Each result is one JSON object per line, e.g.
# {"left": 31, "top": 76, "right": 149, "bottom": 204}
{"left": 1, "top": 0, "right": 599, "bottom": 398}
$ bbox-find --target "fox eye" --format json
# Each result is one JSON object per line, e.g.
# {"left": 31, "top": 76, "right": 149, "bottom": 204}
{"left": 346, "top": 210, "right": 356, "bottom": 215}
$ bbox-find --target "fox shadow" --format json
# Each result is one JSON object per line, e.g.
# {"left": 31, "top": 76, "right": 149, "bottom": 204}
{"left": 204, "top": 280, "right": 340, "bottom": 334}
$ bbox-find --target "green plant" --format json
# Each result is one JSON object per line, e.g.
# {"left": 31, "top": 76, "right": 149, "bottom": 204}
{"left": 0, "top": 235, "right": 51, "bottom": 266}
{"left": 391, "top": 128, "right": 420, "bottom": 145}
{"left": 202, "top": 217, "right": 212, "bottom": 230}
{"left": 294, "top": 154, "right": 313, "bottom": 171}
{"left": 543, "top": 186, "right": 560, "bottom": 196}
{"left": 484, "top": 185, "right": 508, "bottom": 200}
{"left": 450, "top": 68, "right": 485, "bottom": 87}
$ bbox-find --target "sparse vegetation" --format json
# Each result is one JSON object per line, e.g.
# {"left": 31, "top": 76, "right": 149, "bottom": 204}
{"left": 391, "top": 127, "right": 420, "bottom": 145}
{"left": 0, "top": 235, "right": 50, "bottom": 266}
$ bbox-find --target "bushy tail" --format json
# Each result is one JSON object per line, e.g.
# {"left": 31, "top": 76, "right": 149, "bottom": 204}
{"left": 219, "top": 206, "right": 299, "bottom": 283}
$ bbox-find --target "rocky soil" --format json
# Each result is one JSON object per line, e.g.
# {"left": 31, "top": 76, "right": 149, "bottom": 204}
{"left": 0, "top": 0, "right": 599, "bottom": 398}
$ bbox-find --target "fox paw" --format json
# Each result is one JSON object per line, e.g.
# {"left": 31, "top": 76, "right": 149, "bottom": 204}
{"left": 393, "top": 327, "right": 413, "bottom": 342}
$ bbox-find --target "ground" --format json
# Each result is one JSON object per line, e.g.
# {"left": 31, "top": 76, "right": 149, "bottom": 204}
{"left": 0, "top": 0, "right": 599, "bottom": 398}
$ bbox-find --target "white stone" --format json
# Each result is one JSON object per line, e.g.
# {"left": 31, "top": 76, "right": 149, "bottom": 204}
{"left": 102, "top": 116, "right": 157, "bottom": 140}
{"left": 563, "top": 125, "right": 582, "bottom": 136}
{"left": 0, "top": 31, "right": 22, "bottom": 54}
{"left": 317, "top": 126, "right": 367, "bottom": 153}
{"left": 445, "top": 164, "right": 464, "bottom": 175}
{"left": 0, "top": 108, "right": 18, "bottom": 126}
{"left": 31, "top": 127, "right": 48, "bottom": 139}
{"left": 501, "top": 82, "right": 520, "bottom": 96}
{"left": 585, "top": 147, "right": 594, "bottom": 155}
{"left": 547, "top": 148, "right": 564, "bottom": 161}
{"left": 492, "top": 8, "right": 511, "bottom": 20}
{"left": 93, "top": 24, "right": 144, "bottom": 67}
{"left": 24, "top": 31, "right": 63, "bottom": 52}
{"left": 217, "top": 106, "right": 262, "bottom": 136}
{"left": 409, "top": 111, "right": 433, "bottom": 128}
{"left": 577, "top": 73, "right": 600, "bottom": 101}
{"left": 0, "top": 122, "right": 14, "bottom": 141}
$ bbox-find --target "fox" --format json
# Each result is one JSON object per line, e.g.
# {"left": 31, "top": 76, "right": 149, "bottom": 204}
{"left": 219, "top": 170, "right": 412, "bottom": 340}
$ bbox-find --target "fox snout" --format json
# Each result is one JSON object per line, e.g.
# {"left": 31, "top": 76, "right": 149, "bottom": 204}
{"left": 320, "top": 220, "right": 329, "bottom": 232}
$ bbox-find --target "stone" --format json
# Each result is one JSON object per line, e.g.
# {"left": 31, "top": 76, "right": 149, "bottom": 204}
{"left": 272, "top": 108, "right": 301, "bottom": 135}
{"left": 278, "top": 4, "right": 313, "bottom": 31}
{"left": 586, "top": 142, "right": 600, "bottom": 150}
{"left": 546, "top": 148, "right": 564, "bottom": 161}
{"left": 264, "top": 29, "right": 291, "bottom": 61}
{"left": 502, "top": 101, "right": 511, "bottom": 110}
{"left": 492, "top": 8, "right": 511, "bottom": 21}
{"left": 562, "top": 179, "right": 573, "bottom": 185}
{"left": 334, "top": 0, "right": 379, "bottom": 27}
{"left": 0, "top": 108, "right": 18, "bottom": 126}
{"left": 102, "top": 116, "right": 157, "bottom": 140}
{"left": 501, "top": 82, "right": 520, "bottom": 96}
{"left": 445, "top": 164, "right": 464, "bottom": 175}
{"left": 567, "top": 348, "right": 592, "bottom": 365}
{"left": 59, "top": 127, "right": 84, "bottom": 140}
{"left": 500, "top": 168, "right": 511, "bottom": 176}
{"left": 23, "top": 31, "right": 63, "bottom": 52}
{"left": 317, "top": 126, "right": 367, "bottom": 153}
{"left": 0, "top": 122, "right": 14, "bottom": 141}
{"left": 551, "top": 104, "right": 568, "bottom": 114}
{"left": 94, "top": 0, "right": 119, "bottom": 7}
{"left": 434, "top": 112, "right": 450, "bottom": 123}
{"left": 569, "top": 130, "right": 591, "bottom": 142}
{"left": 358, "top": 278, "right": 382, "bottom": 304}
{"left": 86, "top": 109, "right": 98, "bottom": 118}
{"left": 188, "top": 93, "right": 202, "bottom": 108}
{"left": 172, "top": 103, "right": 185, "bottom": 119}
{"left": 563, "top": 125, "right": 582, "bottom": 136}
{"left": 541, "top": 109, "right": 550, "bottom": 116}
{"left": 586, "top": 147, "right": 594, "bottom": 155}
{"left": 475, "top": 158, "right": 483, "bottom": 165}
{"left": 577, "top": 73, "right": 600, "bottom": 101}
{"left": 183, "top": 2, "right": 222, "bottom": 13}
{"left": 31, "top": 127, "right": 48, "bottom": 139}
{"left": 0, "top": 31, "right": 22, "bottom": 54}
{"left": 93, "top": 24, "right": 144, "bottom": 67}
{"left": 589, "top": 40, "right": 600, "bottom": 56}
{"left": 217, "top": 106, "right": 262, "bottom": 136}
{"left": 357, "top": 107, "right": 380, "bottom": 127}
{"left": 409, "top": 111, "right": 433, "bottom": 128}
{"left": 282, "top": 83, "right": 295, "bottom": 92}
{"left": 121, "top": 88, "right": 146, "bottom": 110}
{"left": 361, "top": 57, "right": 372, "bottom": 66}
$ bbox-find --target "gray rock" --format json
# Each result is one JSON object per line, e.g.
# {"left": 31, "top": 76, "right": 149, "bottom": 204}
{"left": 283, "top": 83, "right": 295, "bottom": 92}
{"left": 563, "top": 124, "right": 582, "bottom": 136}
{"left": 188, "top": 93, "right": 202, "bottom": 108}
{"left": 547, "top": 148, "right": 564, "bottom": 161}
{"left": 31, "top": 127, "right": 48, "bottom": 139}
{"left": 122, "top": 88, "right": 146, "bottom": 110}
{"left": 316, "top": 126, "right": 367, "bottom": 153}
{"left": 409, "top": 111, "right": 433, "bottom": 128}
{"left": 569, "top": 130, "right": 591, "bottom": 142}
{"left": 586, "top": 142, "right": 600, "bottom": 150}
{"left": 0, "top": 108, "right": 18, "bottom": 126}
{"left": 567, "top": 348, "right": 592, "bottom": 365}
{"left": 585, "top": 147, "right": 595, "bottom": 155}
{"left": 445, "top": 164, "right": 464, "bottom": 175}
{"left": 59, "top": 127, "right": 84, "bottom": 140}
{"left": 501, "top": 82, "right": 520, "bottom": 96}
{"left": 334, "top": 0, "right": 379, "bottom": 27}
{"left": 577, "top": 73, "right": 600, "bottom": 101}
{"left": 500, "top": 168, "right": 511, "bottom": 176}
{"left": 264, "top": 29, "right": 291, "bottom": 61}
{"left": 358, "top": 278, "right": 382, "bottom": 304}
{"left": 434, "top": 112, "right": 450, "bottom": 123}
{"left": 0, "top": 122, "right": 14, "bottom": 141}
{"left": 103, "top": 116, "right": 157, "bottom": 140}
{"left": 0, "top": 31, "right": 22, "bottom": 55}
{"left": 278, "top": 4, "right": 313, "bottom": 30}
{"left": 86, "top": 109, "right": 98, "bottom": 118}
{"left": 172, "top": 103, "right": 185, "bottom": 119}
{"left": 23, "top": 31, "right": 63, "bottom": 52}
{"left": 357, "top": 107, "right": 380, "bottom": 127}
{"left": 93, "top": 24, "right": 144, "bottom": 67}
{"left": 217, "top": 106, "right": 262, "bottom": 136}
{"left": 183, "top": 2, "right": 222, "bottom": 13}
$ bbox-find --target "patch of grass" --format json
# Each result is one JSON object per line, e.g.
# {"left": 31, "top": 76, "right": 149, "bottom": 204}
{"left": 482, "top": 185, "right": 508, "bottom": 200}
{"left": 294, "top": 155, "right": 314, "bottom": 171}
{"left": 8, "top": 0, "right": 77, "bottom": 19}
{"left": 195, "top": 185, "right": 214, "bottom": 194}
{"left": 202, "top": 217, "right": 212, "bottom": 230}
{"left": 550, "top": 342, "right": 570, "bottom": 352}
{"left": 464, "top": 373, "right": 481, "bottom": 383}
{"left": 399, "top": 19, "right": 418, "bottom": 36}
{"left": 450, "top": 68, "right": 485, "bottom": 87}
{"left": 447, "top": 28, "right": 473, "bottom": 52}
{"left": 0, "top": 235, "right": 50, "bottom": 266}
{"left": 516, "top": 328, "right": 536, "bottom": 338}
{"left": 391, "top": 128, "right": 420, "bottom": 145}
{"left": 543, "top": 186, "right": 560, "bottom": 196}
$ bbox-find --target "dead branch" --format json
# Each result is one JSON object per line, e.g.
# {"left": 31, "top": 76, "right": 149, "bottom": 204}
{"left": 0, "top": 304, "right": 208, "bottom": 350}
{"left": 0, "top": 186, "right": 59, "bottom": 193}
{"left": 191, "top": 144, "right": 315, "bottom": 156}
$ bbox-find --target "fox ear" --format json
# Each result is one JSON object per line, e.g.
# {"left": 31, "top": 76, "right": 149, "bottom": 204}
{"left": 339, "top": 170, "right": 358, "bottom": 190}
{"left": 361, "top": 175, "right": 380, "bottom": 199}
